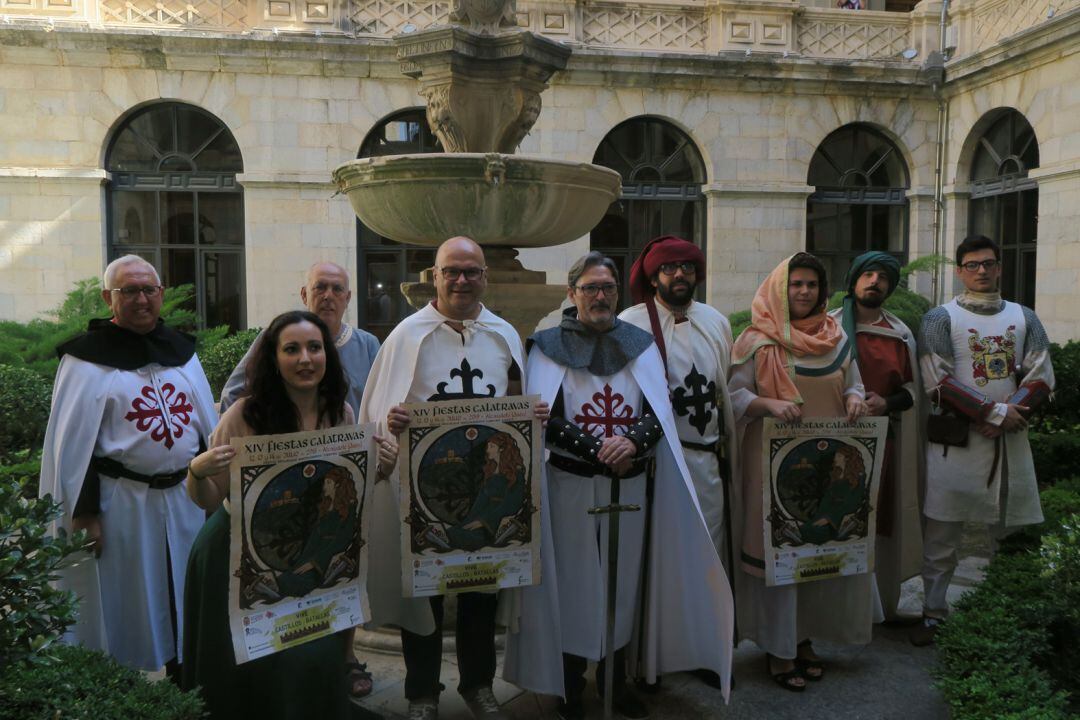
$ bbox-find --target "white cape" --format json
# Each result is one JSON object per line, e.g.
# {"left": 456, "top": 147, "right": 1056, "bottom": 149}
{"left": 39, "top": 353, "right": 216, "bottom": 669}
{"left": 510, "top": 341, "right": 734, "bottom": 701}
{"left": 357, "top": 303, "right": 530, "bottom": 636}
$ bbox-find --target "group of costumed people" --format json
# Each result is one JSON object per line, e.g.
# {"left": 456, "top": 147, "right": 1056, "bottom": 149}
{"left": 38, "top": 230, "right": 1054, "bottom": 719}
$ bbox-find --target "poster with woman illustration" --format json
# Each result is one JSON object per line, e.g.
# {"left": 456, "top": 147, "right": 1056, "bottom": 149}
{"left": 227, "top": 425, "right": 375, "bottom": 663}
{"left": 400, "top": 395, "right": 542, "bottom": 597}
{"left": 762, "top": 417, "right": 888, "bottom": 587}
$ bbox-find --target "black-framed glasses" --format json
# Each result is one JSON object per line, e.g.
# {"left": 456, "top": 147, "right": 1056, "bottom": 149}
{"left": 111, "top": 285, "right": 162, "bottom": 299}
{"left": 658, "top": 261, "right": 697, "bottom": 276}
{"left": 435, "top": 266, "right": 485, "bottom": 281}
{"left": 960, "top": 259, "right": 999, "bottom": 272}
{"left": 575, "top": 283, "right": 619, "bottom": 298}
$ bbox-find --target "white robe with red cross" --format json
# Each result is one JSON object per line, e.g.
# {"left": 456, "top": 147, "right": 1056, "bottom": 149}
{"left": 39, "top": 354, "right": 216, "bottom": 670}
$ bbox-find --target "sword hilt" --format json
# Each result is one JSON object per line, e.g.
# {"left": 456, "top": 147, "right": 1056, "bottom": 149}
{"left": 587, "top": 503, "right": 641, "bottom": 515}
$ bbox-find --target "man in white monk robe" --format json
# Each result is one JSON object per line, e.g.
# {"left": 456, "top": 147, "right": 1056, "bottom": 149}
{"left": 359, "top": 237, "right": 551, "bottom": 720}
{"left": 911, "top": 235, "right": 1055, "bottom": 646}
{"left": 39, "top": 255, "right": 217, "bottom": 674}
{"left": 522, "top": 252, "right": 734, "bottom": 720}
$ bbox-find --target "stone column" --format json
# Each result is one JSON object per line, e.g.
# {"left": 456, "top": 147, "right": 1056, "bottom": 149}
{"left": 1029, "top": 162, "right": 1080, "bottom": 341}
{"left": 704, "top": 182, "right": 813, "bottom": 316}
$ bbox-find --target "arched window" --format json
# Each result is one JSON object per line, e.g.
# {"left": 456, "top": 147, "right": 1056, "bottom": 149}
{"left": 806, "top": 124, "right": 909, "bottom": 288}
{"left": 106, "top": 102, "right": 245, "bottom": 330}
{"left": 591, "top": 117, "right": 706, "bottom": 300}
{"left": 356, "top": 109, "right": 443, "bottom": 341}
{"left": 968, "top": 110, "right": 1039, "bottom": 308}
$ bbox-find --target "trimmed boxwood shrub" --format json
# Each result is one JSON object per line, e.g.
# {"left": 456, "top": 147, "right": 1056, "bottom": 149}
{"left": 198, "top": 326, "right": 261, "bottom": 399}
{"left": 0, "top": 364, "right": 51, "bottom": 463}
{"left": 935, "top": 483, "right": 1080, "bottom": 719}
{"left": 0, "top": 644, "right": 205, "bottom": 720}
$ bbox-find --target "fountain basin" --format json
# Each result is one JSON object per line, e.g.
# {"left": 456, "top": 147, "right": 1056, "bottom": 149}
{"left": 332, "top": 153, "right": 621, "bottom": 248}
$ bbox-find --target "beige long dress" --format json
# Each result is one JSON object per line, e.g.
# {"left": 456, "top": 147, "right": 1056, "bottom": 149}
{"left": 729, "top": 340, "right": 883, "bottom": 659}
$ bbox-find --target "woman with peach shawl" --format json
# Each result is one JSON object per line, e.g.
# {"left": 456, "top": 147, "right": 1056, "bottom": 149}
{"left": 728, "top": 253, "right": 879, "bottom": 692}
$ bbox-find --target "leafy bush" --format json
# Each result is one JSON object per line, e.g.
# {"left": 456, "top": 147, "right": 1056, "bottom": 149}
{"left": 0, "top": 643, "right": 205, "bottom": 720}
{"left": 1032, "top": 341, "right": 1080, "bottom": 436}
{"left": 1029, "top": 433, "right": 1080, "bottom": 488}
{"left": 935, "top": 484, "right": 1080, "bottom": 719}
{"left": 0, "top": 365, "right": 52, "bottom": 464}
{"left": 199, "top": 326, "right": 261, "bottom": 398}
{"left": 0, "top": 450, "right": 43, "bottom": 499}
{"left": 0, "top": 475, "right": 86, "bottom": 666}
{"left": 0, "top": 279, "right": 228, "bottom": 381}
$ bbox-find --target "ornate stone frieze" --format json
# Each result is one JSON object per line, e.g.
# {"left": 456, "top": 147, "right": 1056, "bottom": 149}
{"left": 967, "top": 0, "right": 1080, "bottom": 52}
{"left": 796, "top": 9, "right": 910, "bottom": 60}
{"left": 582, "top": 3, "right": 707, "bottom": 52}
{"left": 98, "top": 0, "right": 247, "bottom": 28}
{"left": 349, "top": 0, "right": 450, "bottom": 36}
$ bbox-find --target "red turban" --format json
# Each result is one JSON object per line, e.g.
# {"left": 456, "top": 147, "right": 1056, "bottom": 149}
{"left": 628, "top": 235, "right": 706, "bottom": 304}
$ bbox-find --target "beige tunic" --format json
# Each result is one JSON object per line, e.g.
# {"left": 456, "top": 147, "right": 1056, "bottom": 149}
{"left": 729, "top": 341, "right": 882, "bottom": 656}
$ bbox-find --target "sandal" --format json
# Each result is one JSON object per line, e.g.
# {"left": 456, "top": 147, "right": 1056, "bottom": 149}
{"left": 346, "top": 660, "right": 374, "bottom": 698}
{"left": 765, "top": 654, "right": 805, "bottom": 693}
{"left": 794, "top": 640, "right": 824, "bottom": 681}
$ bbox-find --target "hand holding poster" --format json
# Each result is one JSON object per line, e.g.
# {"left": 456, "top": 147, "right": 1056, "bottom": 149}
{"left": 227, "top": 424, "right": 375, "bottom": 664}
{"left": 400, "top": 395, "right": 542, "bottom": 597}
{"left": 762, "top": 417, "right": 888, "bottom": 587}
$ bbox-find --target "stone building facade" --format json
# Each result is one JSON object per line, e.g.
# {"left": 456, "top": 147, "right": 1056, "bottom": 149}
{"left": 0, "top": 0, "right": 1078, "bottom": 341}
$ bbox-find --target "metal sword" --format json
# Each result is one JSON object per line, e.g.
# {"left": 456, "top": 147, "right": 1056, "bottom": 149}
{"left": 588, "top": 473, "right": 641, "bottom": 720}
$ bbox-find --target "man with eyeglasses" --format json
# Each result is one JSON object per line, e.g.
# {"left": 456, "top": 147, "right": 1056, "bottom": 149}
{"left": 39, "top": 255, "right": 217, "bottom": 677}
{"left": 912, "top": 235, "right": 1055, "bottom": 646}
{"left": 618, "top": 236, "right": 737, "bottom": 691}
{"left": 360, "top": 236, "right": 551, "bottom": 720}
{"left": 220, "top": 262, "right": 380, "bottom": 419}
{"left": 519, "top": 252, "right": 734, "bottom": 720}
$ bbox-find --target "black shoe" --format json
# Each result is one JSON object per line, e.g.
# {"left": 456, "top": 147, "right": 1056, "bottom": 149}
{"left": 556, "top": 696, "right": 584, "bottom": 720}
{"left": 635, "top": 676, "right": 662, "bottom": 695}
{"left": 611, "top": 687, "right": 650, "bottom": 720}
{"left": 691, "top": 668, "right": 722, "bottom": 689}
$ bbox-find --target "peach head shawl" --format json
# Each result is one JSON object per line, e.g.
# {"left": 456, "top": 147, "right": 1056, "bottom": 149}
{"left": 730, "top": 255, "right": 845, "bottom": 403}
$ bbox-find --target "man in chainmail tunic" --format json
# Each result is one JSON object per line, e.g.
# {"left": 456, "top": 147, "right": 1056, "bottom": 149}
{"left": 911, "top": 235, "right": 1055, "bottom": 646}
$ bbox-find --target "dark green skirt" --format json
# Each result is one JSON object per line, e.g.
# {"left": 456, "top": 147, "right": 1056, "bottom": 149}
{"left": 181, "top": 507, "right": 351, "bottom": 720}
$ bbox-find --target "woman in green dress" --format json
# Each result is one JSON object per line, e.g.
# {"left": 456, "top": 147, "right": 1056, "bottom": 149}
{"left": 181, "top": 310, "right": 396, "bottom": 720}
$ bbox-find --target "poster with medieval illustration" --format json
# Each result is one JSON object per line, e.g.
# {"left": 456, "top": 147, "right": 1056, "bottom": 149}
{"left": 762, "top": 417, "right": 888, "bottom": 587}
{"left": 400, "top": 395, "right": 542, "bottom": 598}
{"left": 227, "top": 425, "right": 375, "bottom": 664}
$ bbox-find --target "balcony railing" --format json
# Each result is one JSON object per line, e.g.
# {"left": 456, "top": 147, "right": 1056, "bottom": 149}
{"left": 0, "top": 0, "right": 1076, "bottom": 64}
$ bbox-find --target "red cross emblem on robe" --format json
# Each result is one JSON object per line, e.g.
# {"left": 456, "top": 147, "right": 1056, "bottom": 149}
{"left": 574, "top": 384, "right": 637, "bottom": 438}
{"left": 124, "top": 383, "right": 193, "bottom": 450}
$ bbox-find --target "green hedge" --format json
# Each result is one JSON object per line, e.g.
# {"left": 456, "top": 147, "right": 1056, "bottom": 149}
{"left": 198, "top": 326, "right": 261, "bottom": 399}
{"left": 935, "top": 482, "right": 1080, "bottom": 719}
{"left": 1030, "top": 433, "right": 1080, "bottom": 489}
{"left": 0, "top": 644, "right": 205, "bottom": 720}
{"left": 0, "top": 365, "right": 51, "bottom": 464}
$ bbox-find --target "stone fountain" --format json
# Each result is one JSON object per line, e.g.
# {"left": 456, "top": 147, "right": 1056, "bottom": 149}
{"left": 332, "top": 0, "right": 622, "bottom": 337}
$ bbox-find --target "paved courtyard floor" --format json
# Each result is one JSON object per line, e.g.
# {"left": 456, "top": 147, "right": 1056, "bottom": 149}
{"left": 351, "top": 550, "right": 991, "bottom": 720}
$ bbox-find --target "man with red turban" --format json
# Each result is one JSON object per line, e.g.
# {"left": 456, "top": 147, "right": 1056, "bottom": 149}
{"left": 619, "top": 235, "right": 738, "bottom": 690}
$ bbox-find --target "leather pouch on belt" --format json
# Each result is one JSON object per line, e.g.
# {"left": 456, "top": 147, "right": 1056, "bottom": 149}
{"left": 926, "top": 413, "right": 969, "bottom": 448}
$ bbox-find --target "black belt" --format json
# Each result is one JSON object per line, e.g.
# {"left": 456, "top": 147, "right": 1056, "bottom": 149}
{"left": 548, "top": 452, "right": 648, "bottom": 480}
{"left": 90, "top": 456, "right": 187, "bottom": 490}
{"left": 680, "top": 439, "right": 717, "bottom": 453}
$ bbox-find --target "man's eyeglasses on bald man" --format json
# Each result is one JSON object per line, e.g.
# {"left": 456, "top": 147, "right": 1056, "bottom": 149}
{"left": 111, "top": 285, "right": 162, "bottom": 299}
{"left": 435, "top": 266, "right": 486, "bottom": 281}
{"left": 658, "top": 261, "right": 696, "bottom": 276}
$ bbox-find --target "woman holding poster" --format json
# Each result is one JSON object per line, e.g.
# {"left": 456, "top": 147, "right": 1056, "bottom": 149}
{"left": 180, "top": 310, "right": 396, "bottom": 720}
{"left": 729, "top": 253, "right": 875, "bottom": 692}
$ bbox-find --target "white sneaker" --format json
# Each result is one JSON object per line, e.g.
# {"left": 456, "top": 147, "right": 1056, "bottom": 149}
{"left": 408, "top": 698, "right": 439, "bottom": 720}
{"left": 462, "top": 686, "right": 509, "bottom": 720}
